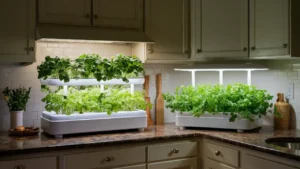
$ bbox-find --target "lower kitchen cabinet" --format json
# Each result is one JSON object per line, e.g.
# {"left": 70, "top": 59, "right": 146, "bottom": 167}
{"left": 204, "top": 158, "right": 236, "bottom": 169}
{"left": 148, "top": 158, "right": 197, "bottom": 169}
{"left": 0, "top": 157, "right": 57, "bottom": 169}
{"left": 113, "top": 164, "right": 146, "bottom": 169}
{"left": 242, "top": 153, "right": 297, "bottom": 169}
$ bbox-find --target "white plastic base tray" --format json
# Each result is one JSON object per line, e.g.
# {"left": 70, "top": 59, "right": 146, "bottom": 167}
{"left": 41, "top": 110, "right": 147, "bottom": 138}
{"left": 176, "top": 113, "right": 262, "bottom": 132}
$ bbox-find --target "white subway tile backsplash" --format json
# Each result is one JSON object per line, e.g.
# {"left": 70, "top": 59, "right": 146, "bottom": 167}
{"left": 0, "top": 41, "right": 299, "bottom": 130}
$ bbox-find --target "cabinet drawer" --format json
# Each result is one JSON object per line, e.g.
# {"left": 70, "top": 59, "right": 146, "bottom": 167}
{"left": 243, "top": 154, "right": 297, "bottom": 169}
{"left": 0, "top": 157, "right": 57, "bottom": 169}
{"left": 148, "top": 158, "right": 197, "bottom": 169}
{"left": 204, "top": 158, "right": 236, "bottom": 169}
{"left": 204, "top": 142, "right": 239, "bottom": 167}
{"left": 148, "top": 142, "right": 197, "bottom": 162}
{"left": 65, "top": 147, "right": 146, "bottom": 169}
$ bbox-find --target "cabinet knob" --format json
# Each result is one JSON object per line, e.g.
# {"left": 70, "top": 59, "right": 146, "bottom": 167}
{"left": 29, "top": 47, "right": 34, "bottom": 52}
{"left": 196, "top": 49, "right": 202, "bottom": 53}
{"left": 251, "top": 47, "right": 256, "bottom": 51}
{"left": 105, "top": 156, "right": 113, "bottom": 162}
{"left": 184, "top": 50, "right": 189, "bottom": 55}
{"left": 14, "top": 165, "right": 25, "bottom": 169}
{"left": 283, "top": 44, "right": 288, "bottom": 48}
{"left": 243, "top": 47, "right": 247, "bottom": 52}
{"left": 93, "top": 15, "right": 98, "bottom": 20}
{"left": 148, "top": 49, "right": 153, "bottom": 54}
{"left": 172, "top": 148, "right": 179, "bottom": 154}
{"left": 84, "top": 14, "right": 90, "bottom": 19}
{"left": 215, "top": 151, "right": 221, "bottom": 156}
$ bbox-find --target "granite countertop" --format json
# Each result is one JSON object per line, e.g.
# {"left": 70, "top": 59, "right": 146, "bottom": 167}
{"left": 0, "top": 124, "right": 299, "bottom": 161}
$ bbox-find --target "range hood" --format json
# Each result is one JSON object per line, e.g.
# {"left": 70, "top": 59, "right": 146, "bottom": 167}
{"left": 36, "top": 25, "right": 154, "bottom": 43}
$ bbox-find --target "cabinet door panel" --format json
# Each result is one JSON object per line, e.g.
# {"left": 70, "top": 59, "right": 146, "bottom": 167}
{"left": 113, "top": 164, "right": 146, "bottom": 169}
{"left": 195, "top": 0, "right": 248, "bottom": 58}
{"left": 148, "top": 158, "right": 197, "bottom": 169}
{"left": 145, "top": 0, "right": 190, "bottom": 60}
{"left": 0, "top": 0, "right": 35, "bottom": 62}
{"left": 93, "top": 0, "right": 143, "bottom": 30}
{"left": 250, "top": 0, "right": 289, "bottom": 58}
{"left": 243, "top": 154, "right": 296, "bottom": 169}
{"left": 204, "top": 158, "right": 235, "bottom": 169}
{"left": 38, "top": 0, "right": 91, "bottom": 26}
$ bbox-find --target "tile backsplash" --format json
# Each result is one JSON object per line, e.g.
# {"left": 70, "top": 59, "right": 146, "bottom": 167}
{"left": 0, "top": 41, "right": 299, "bottom": 130}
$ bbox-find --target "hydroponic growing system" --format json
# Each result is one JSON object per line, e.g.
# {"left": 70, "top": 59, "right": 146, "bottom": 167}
{"left": 174, "top": 65, "right": 269, "bottom": 132}
{"left": 39, "top": 55, "right": 147, "bottom": 138}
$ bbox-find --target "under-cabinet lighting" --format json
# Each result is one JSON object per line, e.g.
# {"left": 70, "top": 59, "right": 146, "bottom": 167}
{"left": 175, "top": 68, "right": 268, "bottom": 71}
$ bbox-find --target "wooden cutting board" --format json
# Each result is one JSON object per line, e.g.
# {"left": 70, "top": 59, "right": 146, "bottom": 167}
{"left": 155, "top": 74, "right": 164, "bottom": 125}
{"left": 144, "top": 75, "right": 153, "bottom": 126}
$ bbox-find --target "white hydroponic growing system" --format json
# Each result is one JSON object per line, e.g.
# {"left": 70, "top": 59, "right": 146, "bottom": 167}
{"left": 174, "top": 65, "right": 268, "bottom": 132}
{"left": 41, "top": 78, "right": 147, "bottom": 138}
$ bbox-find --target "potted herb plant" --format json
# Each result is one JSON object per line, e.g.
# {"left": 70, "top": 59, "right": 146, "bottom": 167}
{"left": 2, "top": 87, "right": 31, "bottom": 129}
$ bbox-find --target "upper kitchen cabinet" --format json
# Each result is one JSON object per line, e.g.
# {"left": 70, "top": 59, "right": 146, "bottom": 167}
{"left": 0, "top": 0, "right": 35, "bottom": 62}
{"left": 194, "top": 0, "right": 248, "bottom": 59}
{"left": 145, "top": 0, "right": 190, "bottom": 60}
{"left": 38, "top": 0, "right": 91, "bottom": 26}
{"left": 93, "top": 0, "right": 144, "bottom": 30}
{"left": 249, "top": 0, "right": 290, "bottom": 58}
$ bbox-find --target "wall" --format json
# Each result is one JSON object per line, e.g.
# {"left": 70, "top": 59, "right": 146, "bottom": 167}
{"left": 0, "top": 41, "right": 299, "bottom": 130}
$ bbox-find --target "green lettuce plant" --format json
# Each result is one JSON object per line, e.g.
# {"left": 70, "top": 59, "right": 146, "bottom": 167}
{"left": 42, "top": 87, "right": 149, "bottom": 115}
{"left": 37, "top": 54, "right": 144, "bottom": 83}
{"left": 163, "top": 84, "right": 273, "bottom": 122}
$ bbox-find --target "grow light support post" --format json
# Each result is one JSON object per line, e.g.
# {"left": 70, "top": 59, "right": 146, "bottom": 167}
{"left": 191, "top": 70, "right": 196, "bottom": 87}
{"left": 247, "top": 70, "right": 252, "bottom": 86}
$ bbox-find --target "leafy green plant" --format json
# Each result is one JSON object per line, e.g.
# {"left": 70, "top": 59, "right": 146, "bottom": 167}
{"left": 42, "top": 87, "right": 149, "bottom": 115}
{"left": 163, "top": 84, "right": 273, "bottom": 122}
{"left": 2, "top": 87, "right": 31, "bottom": 111}
{"left": 37, "top": 54, "right": 144, "bottom": 83}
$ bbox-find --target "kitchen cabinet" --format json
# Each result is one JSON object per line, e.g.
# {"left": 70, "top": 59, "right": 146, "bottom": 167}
{"left": 145, "top": 0, "right": 190, "bottom": 60}
{"left": 194, "top": 0, "right": 248, "bottom": 59}
{"left": 204, "top": 158, "right": 236, "bottom": 169}
{"left": 0, "top": 0, "right": 35, "bottom": 62}
{"left": 113, "top": 165, "right": 146, "bottom": 169}
{"left": 93, "top": 0, "right": 144, "bottom": 30}
{"left": 148, "top": 158, "right": 197, "bottom": 169}
{"left": 242, "top": 153, "right": 297, "bottom": 169}
{"left": 38, "top": 0, "right": 91, "bottom": 26}
{"left": 0, "top": 157, "right": 57, "bottom": 169}
{"left": 249, "top": 0, "right": 290, "bottom": 58}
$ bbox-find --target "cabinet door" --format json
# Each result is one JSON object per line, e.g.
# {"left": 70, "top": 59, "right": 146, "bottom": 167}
{"left": 204, "top": 158, "right": 236, "bottom": 169}
{"left": 93, "top": 0, "right": 143, "bottom": 30}
{"left": 194, "top": 0, "right": 248, "bottom": 58}
{"left": 113, "top": 165, "right": 146, "bottom": 169}
{"left": 145, "top": 0, "right": 190, "bottom": 60}
{"left": 249, "top": 0, "right": 289, "bottom": 58}
{"left": 38, "top": 0, "right": 91, "bottom": 26}
{"left": 148, "top": 158, "right": 197, "bottom": 169}
{"left": 242, "top": 154, "right": 297, "bottom": 169}
{"left": 0, "top": 0, "right": 35, "bottom": 62}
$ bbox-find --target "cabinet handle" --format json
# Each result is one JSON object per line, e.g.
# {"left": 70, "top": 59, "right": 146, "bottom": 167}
{"left": 14, "top": 165, "right": 25, "bottom": 169}
{"left": 93, "top": 15, "right": 98, "bottom": 20}
{"left": 172, "top": 148, "right": 179, "bottom": 153}
{"left": 184, "top": 50, "right": 189, "bottom": 55}
{"left": 215, "top": 151, "right": 221, "bottom": 156}
{"left": 105, "top": 156, "right": 113, "bottom": 162}
{"left": 196, "top": 49, "right": 202, "bottom": 53}
{"left": 29, "top": 47, "right": 34, "bottom": 52}
{"left": 243, "top": 47, "right": 247, "bottom": 52}
{"left": 251, "top": 47, "right": 256, "bottom": 51}
{"left": 283, "top": 44, "right": 288, "bottom": 48}
{"left": 148, "top": 49, "right": 153, "bottom": 54}
{"left": 84, "top": 14, "right": 90, "bottom": 19}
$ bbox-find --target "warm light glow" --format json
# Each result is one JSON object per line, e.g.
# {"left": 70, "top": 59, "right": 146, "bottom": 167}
{"left": 175, "top": 68, "right": 269, "bottom": 72}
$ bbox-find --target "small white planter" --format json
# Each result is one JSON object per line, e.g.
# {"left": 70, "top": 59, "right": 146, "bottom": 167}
{"left": 176, "top": 113, "right": 262, "bottom": 132}
{"left": 10, "top": 111, "right": 24, "bottom": 129}
{"left": 41, "top": 110, "right": 147, "bottom": 138}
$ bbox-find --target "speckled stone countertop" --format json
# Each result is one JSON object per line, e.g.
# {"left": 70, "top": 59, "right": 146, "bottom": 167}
{"left": 0, "top": 124, "right": 299, "bottom": 161}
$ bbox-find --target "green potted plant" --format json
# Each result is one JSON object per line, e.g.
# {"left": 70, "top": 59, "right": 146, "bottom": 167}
{"left": 2, "top": 87, "right": 31, "bottom": 129}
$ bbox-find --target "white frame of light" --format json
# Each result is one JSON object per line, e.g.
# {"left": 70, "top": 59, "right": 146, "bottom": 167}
{"left": 175, "top": 68, "right": 269, "bottom": 87}
{"left": 40, "top": 78, "right": 145, "bottom": 95}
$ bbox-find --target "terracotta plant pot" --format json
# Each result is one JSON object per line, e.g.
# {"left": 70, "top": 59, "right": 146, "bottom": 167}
{"left": 10, "top": 111, "right": 24, "bottom": 129}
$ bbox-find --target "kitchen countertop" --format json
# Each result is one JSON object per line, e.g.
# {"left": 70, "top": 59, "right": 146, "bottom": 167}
{"left": 0, "top": 124, "right": 299, "bottom": 161}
